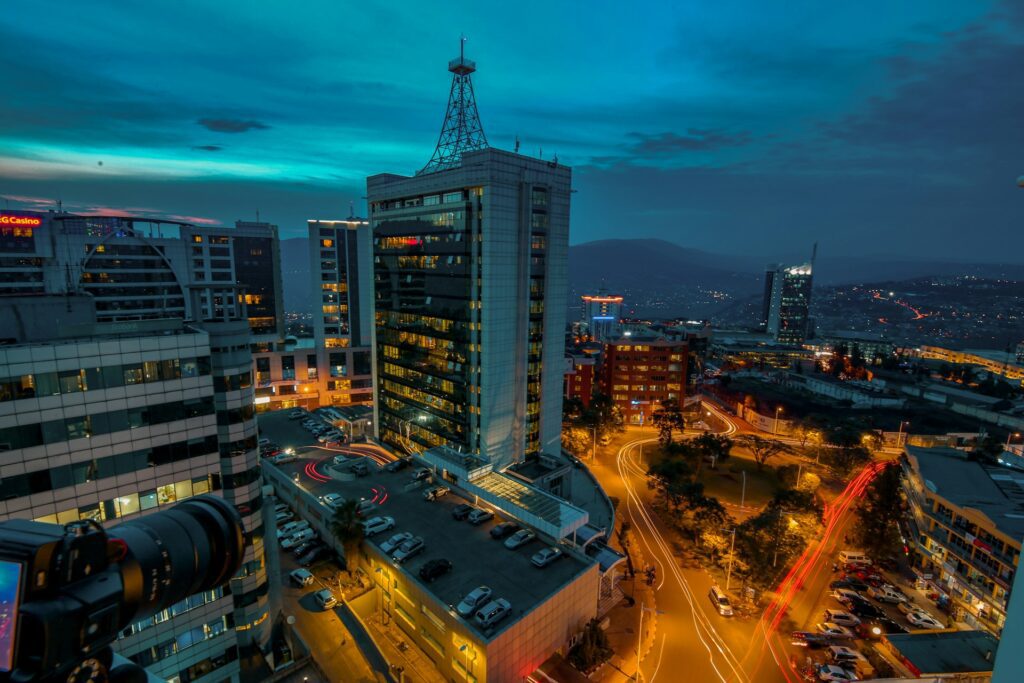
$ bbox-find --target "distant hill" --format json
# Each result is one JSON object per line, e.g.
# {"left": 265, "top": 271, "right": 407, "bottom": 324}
{"left": 569, "top": 239, "right": 760, "bottom": 292}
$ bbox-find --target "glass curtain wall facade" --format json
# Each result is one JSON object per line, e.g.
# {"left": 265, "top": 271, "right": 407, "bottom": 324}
{"left": 371, "top": 191, "right": 478, "bottom": 454}
{"left": 764, "top": 263, "right": 813, "bottom": 344}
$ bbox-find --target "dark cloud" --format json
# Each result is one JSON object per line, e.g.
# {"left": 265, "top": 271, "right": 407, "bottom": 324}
{"left": 628, "top": 129, "right": 753, "bottom": 155}
{"left": 192, "top": 145, "right": 224, "bottom": 152}
{"left": 197, "top": 119, "right": 270, "bottom": 134}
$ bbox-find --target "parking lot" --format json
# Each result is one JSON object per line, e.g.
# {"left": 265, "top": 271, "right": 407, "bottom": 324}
{"left": 791, "top": 553, "right": 957, "bottom": 679}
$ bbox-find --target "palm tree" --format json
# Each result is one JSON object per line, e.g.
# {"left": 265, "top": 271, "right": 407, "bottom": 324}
{"left": 330, "top": 499, "right": 364, "bottom": 574}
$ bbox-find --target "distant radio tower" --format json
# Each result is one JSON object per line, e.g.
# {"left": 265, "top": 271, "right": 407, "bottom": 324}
{"left": 418, "top": 36, "right": 489, "bottom": 175}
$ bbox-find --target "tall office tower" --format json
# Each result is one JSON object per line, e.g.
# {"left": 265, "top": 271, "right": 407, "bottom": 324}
{"left": 0, "top": 296, "right": 271, "bottom": 682}
{"left": 580, "top": 291, "right": 624, "bottom": 342}
{"left": 0, "top": 211, "right": 276, "bottom": 677}
{"left": 763, "top": 262, "right": 814, "bottom": 344}
{"left": 303, "top": 216, "right": 375, "bottom": 406}
{"left": 368, "top": 48, "right": 571, "bottom": 470}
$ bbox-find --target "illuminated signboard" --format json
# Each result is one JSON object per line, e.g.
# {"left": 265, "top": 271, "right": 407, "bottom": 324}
{"left": 0, "top": 214, "right": 42, "bottom": 227}
{"left": 0, "top": 214, "right": 39, "bottom": 253}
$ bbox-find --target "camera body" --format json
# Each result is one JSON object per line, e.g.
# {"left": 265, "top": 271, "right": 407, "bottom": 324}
{"left": 0, "top": 495, "right": 245, "bottom": 683}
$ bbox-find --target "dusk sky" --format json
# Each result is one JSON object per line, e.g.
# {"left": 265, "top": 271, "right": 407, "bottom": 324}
{"left": 1, "top": 1, "right": 1022, "bottom": 262}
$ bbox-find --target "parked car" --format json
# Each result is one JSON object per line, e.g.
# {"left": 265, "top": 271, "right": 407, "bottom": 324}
{"left": 906, "top": 611, "right": 945, "bottom": 630}
{"left": 277, "top": 520, "right": 310, "bottom": 538}
{"left": 333, "top": 454, "right": 350, "bottom": 466}
{"left": 288, "top": 409, "right": 306, "bottom": 420}
{"left": 847, "top": 600, "right": 885, "bottom": 619}
{"left": 897, "top": 601, "right": 926, "bottom": 616}
{"left": 822, "top": 609, "right": 861, "bottom": 628}
{"left": 275, "top": 510, "right": 295, "bottom": 524}
{"left": 474, "top": 598, "right": 511, "bottom": 628}
{"left": 830, "top": 578, "right": 869, "bottom": 592}
{"left": 269, "top": 453, "right": 297, "bottom": 464}
{"left": 827, "top": 645, "right": 870, "bottom": 670}
{"left": 320, "top": 492, "right": 344, "bottom": 508}
{"left": 423, "top": 485, "right": 450, "bottom": 501}
{"left": 456, "top": 586, "right": 493, "bottom": 617}
{"left": 504, "top": 529, "right": 536, "bottom": 549}
{"left": 282, "top": 528, "right": 316, "bottom": 549}
{"left": 467, "top": 509, "right": 494, "bottom": 526}
{"left": 489, "top": 522, "right": 520, "bottom": 540}
{"left": 299, "top": 546, "right": 330, "bottom": 567}
{"left": 351, "top": 461, "right": 369, "bottom": 477}
{"left": 412, "top": 469, "right": 431, "bottom": 482}
{"left": 867, "top": 585, "right": 906, "bottom": 604}
{"left": 314, "top": 589, "right": 336, "bottom": 610}
{"left": 385, "top": 458, "right": 410, "bottom": 472}
{"left": 831, "top": 589, "right": 863, "bottom": 606}
{"left": 816, "top": 664, "right": 857, "bottom": 682}
{"left": 380, "top": 532, "right": 414, "bottom": 555}
{"left": 355, "top": 499, "right": 375, "bottom": 516}
{"left": 274, "top": 502, "right": 290, "bottom": 513}
{"left": 392, "top": 536, "right": 425, "bottom": 563}
{"left": 816, "top": 622, "right": 856, "bottom": 639}
{"left": 293, "top": 539, "right": 323, "bottom": 557}
{"left": 289, "top": 568, "right": 314, "bottom": 587}
{"left": 790, "top": 631, "right": 831, "bottom": 649}
{"left": 362, "top": 516, "right": 396, "bottom": 537}
{"left": 708, "top": 585, "right": 733, "bottom": 616}
{"left": 419, "top": 558, "right": 453, "bottom": 582}
{"left": 451, "top": 503, "right": 475, "bottom": 521}
{"left": 258, "top": 437, "right": 271, "bottom": 447}
{"left": 531, "top": 546, "right": 563, "bottom": 568}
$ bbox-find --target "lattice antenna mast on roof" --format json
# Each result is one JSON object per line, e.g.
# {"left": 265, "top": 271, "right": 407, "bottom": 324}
{"left": 418, "top": 36, "right": 489, "bottom": 175}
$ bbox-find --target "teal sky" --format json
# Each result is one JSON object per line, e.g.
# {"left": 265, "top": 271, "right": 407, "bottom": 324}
{"left": 1, "top": 0, "right": 1022, "bottom": 261}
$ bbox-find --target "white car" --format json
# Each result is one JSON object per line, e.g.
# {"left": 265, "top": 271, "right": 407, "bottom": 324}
{"left": 867, "top": 585, "right": 906, "bottom": 604}
{"left": 823, "top": 609, "right": 861, "bottom": 628}
{"left": 531, "top": 547, "right": 563, "bottom": 568}
{"left": 288, "top": 409, "right": 306, "bottom": 420}
{"left": 906, "top": 611, "right": 945, "bottom": 630}
{"left": 314, "top": 588, "right": 336, "bottom": 610}
{"left": 289, "top": 568, "right": 314, "bottom": 587}
{"left": 281, "top": 528, "right": 316, "bottom": 549}
{"left": 380, "top": 532, "right": 413, "bottom": 555}
{"left": 504, "top": 529, "right": 536, "bottom": 549}
{"left": 274, "top": 510, "right": 294, "bottom": 524}
{"left": 269, "top": 453, "right": 296, "bottom": 464}
{"left": 831, "top": 589, "right": 863, "bottom": 606}
{"left": 362, "top": 516, "right": 395, "bottom": 537}
{"left": 392, "top": 536, "right": 425, "bottom": 563}
{"left": 467, "top": 508, "right": 494, "bottom": 525}
{"left": 333, "top": 454, "right": 349, "bottom": 466}
{"left": 816, "top": 622, "right": 856, "bottom": 639}
{"left": 816, "top": 664, "right": 858, "bottom": 682}
{"left": 457, "top": 586, "right": 493, "bottom": 617}
{"left": 474, "top": 597, "right": 511, "bottom": 628}
{"left": 320, "top": 492, "right": 344, "bottom": 508}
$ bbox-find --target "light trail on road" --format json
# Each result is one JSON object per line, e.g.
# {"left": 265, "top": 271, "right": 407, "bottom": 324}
{"left": 616, "top": 437, "right": 751, "bottom": 683}
{"left": 747, "top": 459, "right": 894, "bottom": 681}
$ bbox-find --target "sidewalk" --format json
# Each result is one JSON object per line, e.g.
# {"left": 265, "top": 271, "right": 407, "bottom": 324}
{"left": 362, "top": 612, "right": 446, "bottom": 683}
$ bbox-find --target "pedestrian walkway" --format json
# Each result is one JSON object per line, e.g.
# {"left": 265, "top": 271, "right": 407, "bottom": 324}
{"left": 363, "top": 612, "right": 446, "bottom": 683}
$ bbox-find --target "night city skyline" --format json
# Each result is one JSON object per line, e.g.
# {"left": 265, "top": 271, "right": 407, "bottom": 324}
{"left": 2, "top": 0, "right": 1023, "bottom": 263}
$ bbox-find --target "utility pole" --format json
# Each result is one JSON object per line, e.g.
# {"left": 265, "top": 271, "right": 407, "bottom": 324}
{"left": 723, "top": 528, "right": 737, "bottom": 591}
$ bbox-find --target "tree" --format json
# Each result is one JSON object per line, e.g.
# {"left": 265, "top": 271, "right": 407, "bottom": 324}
{"left": 736, "top": 434, "right": 792, "bottom": 470}
{"left": 652, "top": 398, "right": 686, "bottom": 445}
{"left": 561, "top": 426, "right": 591, "bottom": 456}
{"left": 853, "top": 465, "right": 903, "bottom": 558}
{"left": 692, "top": 496, "right": 731, "bottom": 545}
{"left": 827, "top": 444, "right": 872, "bottom": 477}
{"left": 330, "top": 499, "right": 364, "bottom": 572}
{"left": 568, "top": 618, "right": 613, "bottom": 672}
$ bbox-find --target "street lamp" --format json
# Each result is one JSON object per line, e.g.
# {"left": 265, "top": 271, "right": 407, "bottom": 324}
{"left": 1006, "top": 432, "right": 1021, "bottom": 451}
{"left": 722, "top": 528, "right": 737, "bottom": 591}
{"left": 774, "top": 406, "right": 783, "bottom": 435}
{"left": 897, "top": 420, "right": 910, "bottom": 448}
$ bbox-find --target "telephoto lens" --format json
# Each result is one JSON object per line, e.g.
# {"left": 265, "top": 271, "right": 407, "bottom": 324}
{"left": 110, "top": 495, "right": 245, "bottom": 625}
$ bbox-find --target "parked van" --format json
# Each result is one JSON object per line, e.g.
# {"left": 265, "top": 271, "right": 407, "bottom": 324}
{"left": 708, "top": 586, "right": 733, "bottom": 617}
{"left": 838, "top": 550, "right": 872, "bottom": 566}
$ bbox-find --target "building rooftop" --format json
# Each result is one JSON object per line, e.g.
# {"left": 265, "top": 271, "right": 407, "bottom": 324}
{"left": 332, "top": 405, "right": 374, "bottom": 421}
{"left": 905, "top": 446, "right": 1024, "bottom": 539}
{"left": 885, "top": 630, "right": 997, "bottom": 675}
{"left": 258, "top": 411, "right": 596, "bottom": 642}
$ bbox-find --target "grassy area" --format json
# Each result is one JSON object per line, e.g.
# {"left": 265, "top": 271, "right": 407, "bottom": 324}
{"left": 699, "top": 456, "right": 781, "bottom": 509}
{"left": 647, "top": 444, "right": 782, "bottom": 509}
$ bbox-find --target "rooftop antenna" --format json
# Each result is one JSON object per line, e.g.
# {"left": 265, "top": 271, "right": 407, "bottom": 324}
{"left": 811, "top": 242, "right": 818, "bottom": 268}
{"left": 418, "top": 36, "right": 489, "bottom": 175}
{"left": 349, "top": 200, "right": 355, "bottom": 219}
{"left": 514, "top": 135, "right": 520, "bottom": 154}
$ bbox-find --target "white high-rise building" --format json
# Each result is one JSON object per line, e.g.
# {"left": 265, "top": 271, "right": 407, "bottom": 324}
{"left": 367, "top": 50, "right": 570, "bottom": 470}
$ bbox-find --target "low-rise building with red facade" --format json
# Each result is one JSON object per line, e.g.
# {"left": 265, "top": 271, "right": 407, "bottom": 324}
{"left": 601, "top": 336, "right": 688, "bottom": 424}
